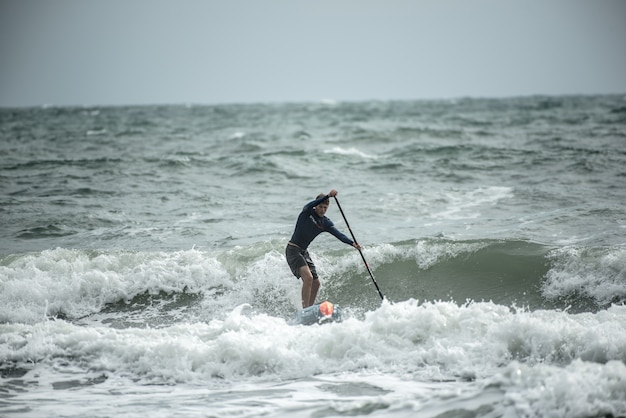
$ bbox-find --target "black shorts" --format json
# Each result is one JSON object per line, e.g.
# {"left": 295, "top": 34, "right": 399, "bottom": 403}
{"left": 285, "top": 244, "right": 318, "bottom": 280}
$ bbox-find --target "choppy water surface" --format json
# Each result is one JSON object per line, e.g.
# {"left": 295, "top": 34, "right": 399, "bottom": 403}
{"left": 1, "top": 95, "right": 625, "bottom": 417}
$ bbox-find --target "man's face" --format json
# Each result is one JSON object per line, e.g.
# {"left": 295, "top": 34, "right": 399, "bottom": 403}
{"left": 315, "top": 202, "right": 329, "bottom": 217}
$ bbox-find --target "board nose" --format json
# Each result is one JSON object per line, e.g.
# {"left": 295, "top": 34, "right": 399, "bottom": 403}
{"left": 319, "top": 301, "right": 334, "bottom": 316}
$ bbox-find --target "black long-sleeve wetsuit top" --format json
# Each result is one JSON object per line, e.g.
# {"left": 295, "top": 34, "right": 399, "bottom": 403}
{"left": 289, "top": 195, "right": 354, "bottom": 250}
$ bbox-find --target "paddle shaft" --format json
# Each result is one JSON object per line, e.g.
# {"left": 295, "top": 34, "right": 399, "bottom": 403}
{"left": 333, "top": 196, "right": 384, "bottom": 301}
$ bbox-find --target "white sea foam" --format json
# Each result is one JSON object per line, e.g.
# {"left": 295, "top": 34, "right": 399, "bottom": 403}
{"left": 324, "top": 146, "right": 378, "bottom": 159}
{"left": 331, "top": 239, "right": 488, "bottom": 273}
{"left": 230, "top": 131, "right": 246, "bottom": 139}
{"left": 0, "top": 248, "right": 232, "bottom": 324}
{"left": 413, "top": 239, "right": 490, "bottom": 269}
{"left": 431, "top": 186, "right": 514, "bottom": 221}
{"left": 2, "top": 301, "right": 624, "bottom": 384}
{"left": 543, "top": 246, "right": 626, "bottom": 305}
{"left": 493, "top": 360, "right": 626, "bottom": 417}
{"left": 2, "top": 300, "right": 625, "bottom": 417}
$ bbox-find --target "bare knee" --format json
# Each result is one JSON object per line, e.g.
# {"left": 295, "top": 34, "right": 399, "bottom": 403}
{"left": 300, "top": 266, "right": 313, "bottom": 283}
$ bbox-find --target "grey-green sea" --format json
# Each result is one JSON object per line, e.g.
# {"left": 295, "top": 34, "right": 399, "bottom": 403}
{"left": 1, "top": 95, "right": 626, "bottom": 417}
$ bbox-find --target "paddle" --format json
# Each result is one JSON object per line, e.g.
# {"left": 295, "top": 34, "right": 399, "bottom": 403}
{"left": 333, "top": 196, "right": 385, "bottom": 301}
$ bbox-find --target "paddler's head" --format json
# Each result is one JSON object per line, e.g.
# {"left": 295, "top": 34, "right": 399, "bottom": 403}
{"left": 314, "top": 193, "right": 330, "bottom": 217}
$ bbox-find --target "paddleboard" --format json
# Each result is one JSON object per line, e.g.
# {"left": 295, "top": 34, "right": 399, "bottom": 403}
{"left": 291, "top": 301, "right": 343, "bottom": 325}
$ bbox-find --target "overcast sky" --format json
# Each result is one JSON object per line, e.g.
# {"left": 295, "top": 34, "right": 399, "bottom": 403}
{"left": 1, "top": 0, "right": 625, "bottom": 107}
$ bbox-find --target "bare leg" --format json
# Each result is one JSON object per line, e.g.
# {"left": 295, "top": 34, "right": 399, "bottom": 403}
{"left": 299, "top": 265, "right": 317, "bottom": 308}
{"left": 309, "top": 278, "right": 320, "bottom": 307}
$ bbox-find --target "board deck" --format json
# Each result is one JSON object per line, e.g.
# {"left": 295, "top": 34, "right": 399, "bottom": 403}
{"left": 291, "top": 301, "right": 343, "bottom": 325}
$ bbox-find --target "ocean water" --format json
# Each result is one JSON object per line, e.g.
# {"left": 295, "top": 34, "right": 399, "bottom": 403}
{"left": 1, "top": 95, "right": 626, "bottom": 417}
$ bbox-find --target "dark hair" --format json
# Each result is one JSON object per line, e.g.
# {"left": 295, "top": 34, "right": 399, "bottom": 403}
{"left": 316, "top": 193, "right": 329, "bottom": 204}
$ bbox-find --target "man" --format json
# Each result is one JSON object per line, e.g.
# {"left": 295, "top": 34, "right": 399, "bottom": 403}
{"left": 286, "top": 189, "right": 361, "bottom": 308}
